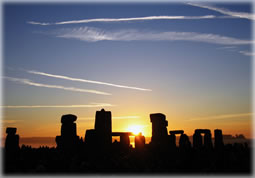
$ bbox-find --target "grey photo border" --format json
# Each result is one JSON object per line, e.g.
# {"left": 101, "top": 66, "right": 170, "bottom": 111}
{"left": 0, "top": 0, "right": 254, "bottom": 177}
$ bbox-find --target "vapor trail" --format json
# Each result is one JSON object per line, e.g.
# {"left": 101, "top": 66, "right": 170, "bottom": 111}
{"left": 27, "top": 15, "right": 215, "bottom": 25}
{"left": 187, "top": 113, "right": 252, "bottom": 121}
{"left": 4, "top": 76, "right": 111, "bottom": 95}
{"left": 26, "top": 70, "right": 152, "bottom": 91}
{"left": 187, "top": 3, "right": 255, "bottom": 20}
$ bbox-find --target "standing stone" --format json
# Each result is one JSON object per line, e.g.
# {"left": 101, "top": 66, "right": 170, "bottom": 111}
{"left": 214, "top": 129, "right": 224, "bottom": 149}
{"left": 95, "top": 109, "right": 112, "bottom": 147}
{"left": 56, "top": 114, "right": 79, "bottom": 152}
{"left": 193, "top": 130, "right": 202, "bottom": 149}
{"left": 169, "top": 130, "right": 184, "bottom": 148}
{"left": 135, "top": 132, "right": 145, "bottom": 150}
{"left": 150, "top": 113, "right": 168, "bottom": 146}
{"left": 204, "top": 130, "right": 213, "bottom": 149}
{"left": 5, "top": 127, "right": 19, "bottom": 152}
{"left": 179, "top": 133, "right": 191, "bottom": 149}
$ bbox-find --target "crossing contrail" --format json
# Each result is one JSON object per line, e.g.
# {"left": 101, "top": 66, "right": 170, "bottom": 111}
{"left": 26, "top": 70, "right": 152, "bottom": 91}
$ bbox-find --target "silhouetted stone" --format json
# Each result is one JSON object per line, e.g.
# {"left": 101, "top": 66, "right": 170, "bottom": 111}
{"left": 3, "top": 109, "right": 251, "bottom": 174}
{"left": 95, "top": 109, "right": 112, "bottom": 147}
{"left": 112, "top": 132, "right": 133, "bottom": 149}
{"left": 84, "top": 109, "right": 112, "bottom": 151}
{"left": 169, "top": 130, "right": 184, "bottom": 148}
{"left": 204, "top": 131, "right": 213, "bottom": 149}
{"left": 214, "top": 129, "right": 224, "bottom": 149}
{"left": 179, "top": 134, "right": 191, "bottom": 149}
{"left": 120, "top": 134, "right": 130, "bottom": 148}
{"left": 61, "top": 114, "right": 77, "bottom": 123}
{"left": 169, "top": 130, "right": 184, "bottom": 135}
{"left": 195, "top": 129, "right": 210, "bottom": 134}
{"left": 150, "top": 113, "right": 168, "bottom": 146}
{"left": 135, "top": 132, "right": 145, "bottom": 150}
{"left": 5, "top": 127, "right": 19, "bottom": 151}
{"left": 56, "top": 114, "right": 79, "bottom": 152}
{"left": 55, "top": 136, "right": 62, "bottom": 148}
{"left": 85, "top": 129, "right": 97, "bottom": 146}
{"left": 5, "top": 127, "right": 20, "bottom": 168}
{"left": 61, "top": 114, "right": 77, "bottom": 137}
{"left": 193, "top": 130, "right": 202, "bottom": 149}
{"left": 193, "top": 129, "right": 213, "bottom": 149}
{"left": 168, "top": 134, "right": 176, "bottom": 147}
{"left": 6, "top": 127, "right": 17, "bottom": 135}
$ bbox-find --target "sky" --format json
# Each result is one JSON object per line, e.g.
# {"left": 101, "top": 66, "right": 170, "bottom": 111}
{"left": 1, "top": 2, "right": 253, "bottom": 142}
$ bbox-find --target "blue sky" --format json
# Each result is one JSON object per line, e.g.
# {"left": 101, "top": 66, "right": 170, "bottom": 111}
{"left": 2, "top": 2, "right": 253, "bottom": 138}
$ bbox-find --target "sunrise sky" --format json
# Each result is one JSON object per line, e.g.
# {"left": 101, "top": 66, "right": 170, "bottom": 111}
{"left": 2, "top": 2, "right": 253, "bottom": 142}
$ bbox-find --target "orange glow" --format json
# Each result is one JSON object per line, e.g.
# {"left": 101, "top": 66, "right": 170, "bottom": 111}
{"left": 126, "top": 125, "right": 144, "bottom": 135}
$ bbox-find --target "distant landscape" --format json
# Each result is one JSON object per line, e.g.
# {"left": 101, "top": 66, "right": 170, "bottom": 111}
{"left": 1, "top": 136, "right": 251, "bottom": 148}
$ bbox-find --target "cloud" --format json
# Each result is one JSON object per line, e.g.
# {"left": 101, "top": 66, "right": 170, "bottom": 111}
{"left": 79, "top": 115, "right": 140, "bottom": 121}
{"left": 216, "top": 47, "right": 253, "bottom": 56}
{"left": 1, "top": 103, "right": 114, "bottom": 108}
{"left": 27, "top": 21, "right": 51, "bottom": 26}
{"left": 77, "top": 117, "right": 94, "bottom": 121}
{"left": 217, "top": 46, "right": 237, "bottom": 49}
{"left": 187, "top": 3, "right": 255, "bottom": 20}
{"left": 3, "top": 76, "right": 111, "bottom": 95}
{"left": 56, "top": 26, "right": 252, "bottom": 45}
{"left": 26, "top": 70, "right": 152, "bottom": 91}
{"left": 187, "top": 113, "right": 252, "bottom": 121}
{"left": 239, "top": 50, "right": 255, "bottom": 56}
{"left": 1, "top": 120, "right": 23, "bottom": 124}
{"left": 27, "top": 15, "right": 216, "bottom": 26}
{"left": 112, "top": 116, "right": 141, "bottom": 119}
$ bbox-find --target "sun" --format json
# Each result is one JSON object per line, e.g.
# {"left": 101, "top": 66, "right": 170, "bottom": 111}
{"left": 127, "top": 125, "right": 143, "bottom": 135}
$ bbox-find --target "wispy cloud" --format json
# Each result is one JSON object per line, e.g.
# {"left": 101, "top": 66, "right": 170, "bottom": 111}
{"left": 1, "top": 103, "right": 114, "bottom": 108}
{"left": 187, "top": 3, "right": 255, "bottom": 20}
{"left": 239, "top": 50, "right": 255, "bottom": 56}
{"left": 27, "top": 15, "right": 216, "bottom": 26}
{"left": 79, "top": 115, "right": 140, "bottom": 121}
{"left": 26, "top": 70, "right": 152, "bottom": 91}
{"left": 216, "top": 46, "right": 253, "bottom": 56}
{"left": 187, "top": 113, "right": 252, "bottom": 121}
{"left": 112, "top": 116, "right": 141, "bottom": 119}
{"left": 28, "top": 21, "right": 51, "bottom": 26}
{"left": 1, "top": 120, "right": 23, "bottom": 124}
{"left": 3, "top": 76, "right": 111, "bottom": 95}
{"left": 56, "top": 26, "right": 252, "bottom": 45}
{"left": 217, "top": 46, "right": 237, "bottom": 50}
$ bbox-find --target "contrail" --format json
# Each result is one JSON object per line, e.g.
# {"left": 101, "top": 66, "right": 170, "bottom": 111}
{"left": 187, "top": 113, "right": 252, "bottom": 121}
{"left": 27, "top": 15, "right": 216, "bottom": 25}
{"left": 4, "top": 76, "right": 111, "bottom": 95}
{"left": 26, "top": 70, "right": 152, "bottom": 91}
{"left": 187, "top": 3, "right": 255, "bottom": 20}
